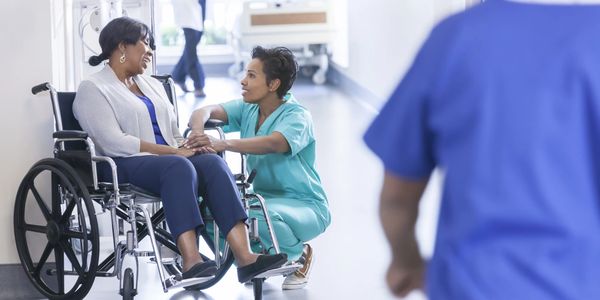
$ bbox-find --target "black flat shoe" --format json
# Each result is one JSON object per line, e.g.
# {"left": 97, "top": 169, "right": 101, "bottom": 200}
{"left": 182, "top": 260, "right": 217, "bottom": 279}
{"left": 237, "top": 253, "right": 288, "bottom": 283}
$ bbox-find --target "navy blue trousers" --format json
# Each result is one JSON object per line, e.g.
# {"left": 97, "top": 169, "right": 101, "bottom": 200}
{"left": 98, "top": 154, "right": 247, "bottom": 241}
{"left": 172, "top": 28, "right": 205, "bottom": 90}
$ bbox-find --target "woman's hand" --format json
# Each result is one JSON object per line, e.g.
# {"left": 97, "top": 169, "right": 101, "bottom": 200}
{"left": 174, "top": 147, "right": 196, "bottom": 157}
{"left": 184, "top": 132, "right": 227, "bottom": 152}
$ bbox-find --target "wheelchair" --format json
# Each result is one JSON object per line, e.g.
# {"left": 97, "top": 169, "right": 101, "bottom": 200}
{"left": 14, "top": 76, "right": 300, "bottom": 300}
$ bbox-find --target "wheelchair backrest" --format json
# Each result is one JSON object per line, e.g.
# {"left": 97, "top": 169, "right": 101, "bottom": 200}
{"left": 54, "top": 91, "right": 96, "bottom": 187}
{"left": 56, "top": 92, "right": 83, "bottom": 132}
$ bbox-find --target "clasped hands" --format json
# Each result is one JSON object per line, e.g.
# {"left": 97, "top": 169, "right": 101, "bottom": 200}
{"left": 179, "top": 131, "right": 226, "bottom": 155}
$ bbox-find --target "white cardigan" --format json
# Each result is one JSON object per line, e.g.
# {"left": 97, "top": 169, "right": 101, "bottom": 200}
{"left": 73, "top": 65, "right": 184, "bottom": 157}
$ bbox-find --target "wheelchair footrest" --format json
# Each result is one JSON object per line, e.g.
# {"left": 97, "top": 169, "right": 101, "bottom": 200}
{"left": 253, "top": 262, "right": 302, "bottom": 279}
{"left": 165, "top": 275, "right": 215, "bottom": 290}
{"left": 136, "top": 251, "right": 155, "bottom": 257}
{"left": 149, "top": 256, "right": 178, "bottom": 265}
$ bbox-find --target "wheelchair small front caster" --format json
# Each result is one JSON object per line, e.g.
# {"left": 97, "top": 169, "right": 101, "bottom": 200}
{"left": 252, "top": 277, "right": 265, "bottom": 300}
{"left": 120, "top": 268, "right": 136, "bottom": 300}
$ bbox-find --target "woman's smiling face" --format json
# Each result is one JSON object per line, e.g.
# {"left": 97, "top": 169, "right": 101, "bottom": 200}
{"left": 124, "top": 36, "right": 153, "bottom": 74}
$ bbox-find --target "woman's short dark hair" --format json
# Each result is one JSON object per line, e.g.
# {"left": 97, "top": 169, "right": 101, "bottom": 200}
{"left": 88, "top": 17, "right": 155, "bottom": 66}
{"left": 251, "top": 46, "right": 298, "bottom": 99}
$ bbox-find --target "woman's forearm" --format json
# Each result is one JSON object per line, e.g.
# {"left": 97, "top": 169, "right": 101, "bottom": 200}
{"left": 140, "top": 140, "right": 178, "bottom": 155}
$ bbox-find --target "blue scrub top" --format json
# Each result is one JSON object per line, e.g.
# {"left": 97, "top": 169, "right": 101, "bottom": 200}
{"left": 221, "top": 93, "right": 330, "bottom": 224}
{"left": 364, "top": 1, "right": 600, "bottom": 299}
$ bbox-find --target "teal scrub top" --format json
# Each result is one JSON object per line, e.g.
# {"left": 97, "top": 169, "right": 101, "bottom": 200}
{"left": 221, "top": 93, "right": 329, "bottom": 215}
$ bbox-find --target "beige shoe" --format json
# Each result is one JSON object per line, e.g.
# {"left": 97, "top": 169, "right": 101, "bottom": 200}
{"left": 282, "top": 244, "right": 314, "bottom": 290}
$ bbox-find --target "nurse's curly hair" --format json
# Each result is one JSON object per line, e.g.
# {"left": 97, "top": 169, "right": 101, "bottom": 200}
{"left": 251, "top": 46, "right": 298, "bottom": 99}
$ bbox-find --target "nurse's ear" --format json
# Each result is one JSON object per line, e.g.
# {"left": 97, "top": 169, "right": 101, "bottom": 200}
{"left": 268, "top": 78, "right": 281, "bottom": 93}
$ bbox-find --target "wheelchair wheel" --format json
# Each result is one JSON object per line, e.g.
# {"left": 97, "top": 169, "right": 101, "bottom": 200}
{"left": 121, "top": 268, "right": 135, "bottom": 300}
{"left": 14, "top": 158, "right": 99, "bottom": 300}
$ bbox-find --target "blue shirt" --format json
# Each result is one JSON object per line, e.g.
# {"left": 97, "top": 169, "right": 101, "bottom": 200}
{"left": 137, "top": 95, "right": 167, "bottom": 145}
{"left": 364, "top": 1, "right": 600, "bottom": 299}
{"left": 221, "top": 93, "right": 330, "bottom": 226}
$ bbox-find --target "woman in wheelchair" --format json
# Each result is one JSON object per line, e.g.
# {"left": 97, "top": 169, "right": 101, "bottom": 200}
{"left": 184, "top": 46, "right": 331, "bottom": 289}
{"left": 72, "top": 17, "right": 287, "bottom": 283}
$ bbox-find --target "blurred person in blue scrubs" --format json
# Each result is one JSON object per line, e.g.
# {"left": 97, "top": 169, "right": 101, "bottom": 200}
{"left": 184, "top": 46, "right": 331, "bottom": 290}
{"left": 171, "top": 0, "right": 207, "bottom": 97}
{"left": 365, "top": 0, "right": 600, "bottom": 299}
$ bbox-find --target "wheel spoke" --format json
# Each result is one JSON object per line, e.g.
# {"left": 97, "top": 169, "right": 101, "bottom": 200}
{"left": 54, "top": 246, "right": 65, "bottom": 294}
{"left": 64, "top": 229, "right": 85, "bottom": 240}
{"left": 32, "top": 243, "right": 53, "bottom": 277}
{"left": 58, "top": 199, "right": 77, "bottom": 225}
{"left": 60, "top": 240, "right": 84, "bottom": 275}
{"left": 24, "top": 223, "right": 47, "bottom": 234}
{"left": 29, "top": 181, "right": 51, "bottom": 221}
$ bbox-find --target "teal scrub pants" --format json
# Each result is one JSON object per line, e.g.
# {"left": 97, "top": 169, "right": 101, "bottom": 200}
{"left": 249, "top": 198, "right": 329, "bottom": 261}
{"left": 205, "top": 197, "right": 329, "bottom": 261}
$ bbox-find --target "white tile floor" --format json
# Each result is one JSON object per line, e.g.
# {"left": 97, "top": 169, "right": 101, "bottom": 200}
{"left": 60, "top": 76, "right": 441, "bottom": 300}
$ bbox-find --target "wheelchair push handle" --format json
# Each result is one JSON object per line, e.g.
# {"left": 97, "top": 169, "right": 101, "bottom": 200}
{"left": 31, "top": 82, "right": 50, "bottom": 95}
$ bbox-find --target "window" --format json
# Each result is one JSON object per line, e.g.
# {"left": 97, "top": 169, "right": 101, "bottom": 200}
{"left": 155, "top": 0, "right": 242, "bottom": 64}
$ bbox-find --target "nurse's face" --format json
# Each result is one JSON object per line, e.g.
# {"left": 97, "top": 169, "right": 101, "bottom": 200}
{"left": 240, "top": 59, "right": 273, "bottom": 103}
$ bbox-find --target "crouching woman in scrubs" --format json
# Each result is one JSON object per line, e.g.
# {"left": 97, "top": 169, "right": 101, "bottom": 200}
{"left": 184, "top": 46, "right": 331, "bottom": 290}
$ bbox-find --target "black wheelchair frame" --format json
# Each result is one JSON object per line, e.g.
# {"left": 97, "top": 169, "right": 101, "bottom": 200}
{"left": 13, "top": 77, "right": 299, "bottom": 300}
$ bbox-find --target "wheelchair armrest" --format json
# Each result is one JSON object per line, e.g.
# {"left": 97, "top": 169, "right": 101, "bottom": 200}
{"left": 53, "top": 130, "right": 88, "bottom": 139}
{"left": 205, "top": 119, "right": 224, "bottom": 128}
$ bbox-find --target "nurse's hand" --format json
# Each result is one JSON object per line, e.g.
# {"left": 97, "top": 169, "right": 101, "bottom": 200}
{"left": 185, "top": 133, "right": 227, "bottom": 153}
{"left": 182, "top": 130, "right": 206, "bottom": 148}
{"left": 195, "top": 146, "right": 217, "bottom": 154}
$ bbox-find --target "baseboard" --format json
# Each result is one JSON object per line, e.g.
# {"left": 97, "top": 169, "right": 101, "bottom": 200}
{"left": 0, "top": 264, "right": 43, "bottom": 299}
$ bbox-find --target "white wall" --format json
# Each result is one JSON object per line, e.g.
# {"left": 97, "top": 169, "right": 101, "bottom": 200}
{"left": 0, "top": 1, "right": 55, "bottom": 264}
{"left": 337, "top": 0, "right": 469, "bottom": 106}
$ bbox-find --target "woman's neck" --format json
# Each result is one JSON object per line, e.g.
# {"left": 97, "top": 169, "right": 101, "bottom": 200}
{"left": 108, "top": 60, "right": 134, "bottom": 86}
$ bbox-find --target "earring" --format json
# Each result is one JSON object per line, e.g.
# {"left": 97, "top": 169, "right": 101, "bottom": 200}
{"left": 119, "top": 53, "right": 126, "bottom": 64}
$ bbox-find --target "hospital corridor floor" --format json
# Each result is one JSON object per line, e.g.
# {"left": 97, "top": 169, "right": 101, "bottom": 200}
{"left": 56, "top": 76, "right": 436, "bottom": 300}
